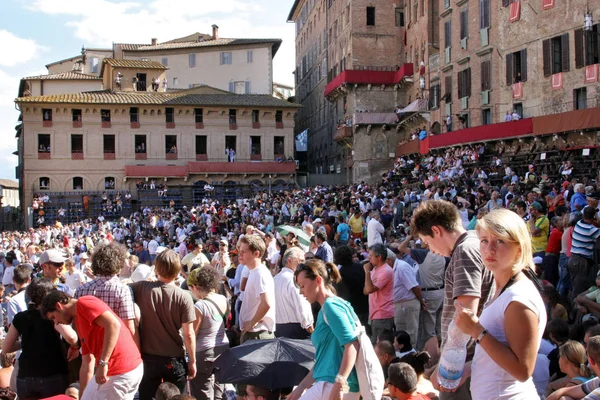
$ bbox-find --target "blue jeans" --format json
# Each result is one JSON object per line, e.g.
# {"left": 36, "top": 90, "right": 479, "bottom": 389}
{"left": 17, "top": 374, "right": 69, "bottom": 399}
{"left": 557, "top": 253, "right": 571, "bottom": 298}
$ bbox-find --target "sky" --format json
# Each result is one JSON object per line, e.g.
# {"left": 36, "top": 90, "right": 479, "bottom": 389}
{"left": 0, "top": 0, "right": 297, "bottom": 181}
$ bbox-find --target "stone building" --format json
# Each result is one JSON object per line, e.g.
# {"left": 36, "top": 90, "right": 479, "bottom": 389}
{"left": 115, "top": 26, "right": 281, "bottom": 94}
{"left": 290, "top": 0, "right": 417, "bottom": 184}
{"left": 15, "top": 62, "right": 299, "bottom": 228}
{"left": 426, "top": 0, "right": 600, "bottom": 140}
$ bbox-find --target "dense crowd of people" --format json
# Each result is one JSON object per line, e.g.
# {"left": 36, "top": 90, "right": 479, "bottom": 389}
{"left": 2, "top": 151, "right": 600, "bottom": 399}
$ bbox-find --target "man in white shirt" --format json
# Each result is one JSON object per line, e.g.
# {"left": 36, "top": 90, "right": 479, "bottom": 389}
{"left": 238, "top": 235, "right": 276, "bottom": 343}
{"left": 147, "top": 236, "right": 159, "bottom": 264}
{"left": 274, "top": 247, "right": 314, "bottom": 339}
{"left": 180, "top": 242, "right": 210, "bottom": 273}
{"left": 367, "top": 211, "right": 385, "bottom": 247}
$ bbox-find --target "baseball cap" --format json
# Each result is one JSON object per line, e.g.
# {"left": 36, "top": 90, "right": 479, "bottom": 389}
{"left": 313, "top": 218, "right": 322, "bottom": 224}
{"left": 530, "top": 202, "right": 543, "bottom": 211}
{"left": 533, "top": 256, "right": 543, "bottom": 265}
{"left": 39, "top": 249, "right": 67, "bottom": 265}
{"left": 80, "top": 253, "right": 89, "bottom": 259}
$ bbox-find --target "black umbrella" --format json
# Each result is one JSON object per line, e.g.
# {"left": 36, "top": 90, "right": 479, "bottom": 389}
{"left": 213, "top": 337, "right": 315, "bottom": 390}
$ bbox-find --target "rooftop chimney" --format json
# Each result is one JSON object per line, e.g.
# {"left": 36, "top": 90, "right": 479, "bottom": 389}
{"left": 151, "top": 38, "right": 157, "bottom": 46}
{"left": 212, "top": 25, "right": 219, "bottom": 40}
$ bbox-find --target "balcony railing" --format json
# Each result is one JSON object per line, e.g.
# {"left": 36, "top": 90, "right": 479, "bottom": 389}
{"left": 166, "top": 122, "right": 176, "bottom": 129}
{"left": 104, "top": 152, "right": 116, "bottom": 160}
{"left": 196, "top": 154, "right": 208, "bottom": 161}
{"left": 135, "top": 152, "right": 147, "bottom": 160}
{"left": 101, "top": 121, "right": 111, "bottom": 128}
{"left": 196, "top": 122, "right": 204, "bottom": 129}
{"left": 276, "top": 122, "right": 284, "bottom": 129}
{"left": 71, "top": 151, "right": 84, "bottom": 160}
{"left": 166, "top": 153, "right": 178, "bottom": 160}
{"left": 73, "top": 120, "right": 82, "bottom": 128}
{"left": 251, "top": 154, "right": 262, "bottom": 161}
{"left": 252, "top": 122, "right": 261, "bottom": 129}
{"left": 131, "top": 122, "right": 140, "bottom": 129}
{"left": 229, "top": 123, "right": 238, "bottom": 130}
{"left": 38, "top": 152, "right": 51, "bottom": 160}
{"left": 43, "top": 120, "right": 53, "bottom": 127}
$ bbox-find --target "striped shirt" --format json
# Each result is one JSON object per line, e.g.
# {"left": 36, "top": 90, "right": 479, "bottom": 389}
{"left": 75, "top": 275, "right": 136, "bottom": 321}
{"left": 442, "top": 231, "right": 494, "bottom": 359}
{"left": 273, "top": 268, "right": 313, "bottom": 329}
{"left": 571, "top": 221, "right": 600, "bottom": 259}
{"left": 583, "top": 377, "right": 600, "bottom": 399}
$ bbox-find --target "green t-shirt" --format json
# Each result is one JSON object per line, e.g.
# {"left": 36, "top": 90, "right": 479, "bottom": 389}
{"left": 313, "top": 296, "right": 360, "bottom": 392}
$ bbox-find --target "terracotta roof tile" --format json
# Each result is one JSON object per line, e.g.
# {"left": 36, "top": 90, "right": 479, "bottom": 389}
{"left": 15, "top": 90, "right": 301, "bottom": 108}
{"left": 102, "top": 58, "right": 168, "bottom": 69}
{"left": 23, "top": 72, "right": 101, "bottom": 81}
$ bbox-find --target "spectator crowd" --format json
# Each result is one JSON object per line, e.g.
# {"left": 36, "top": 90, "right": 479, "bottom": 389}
{"left": 2, "top": 150, "right": 600, "bottom": 399}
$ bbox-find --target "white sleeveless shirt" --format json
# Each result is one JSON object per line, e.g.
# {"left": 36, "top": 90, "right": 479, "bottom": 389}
{"left": 470, "top": 278, "right": 547, "bottom": 400}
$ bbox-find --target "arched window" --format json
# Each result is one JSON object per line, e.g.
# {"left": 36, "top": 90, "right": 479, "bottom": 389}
{"left": 39, "top": 177, "right": 50, "bottom": 190}
{"left": 104, "top": 177, "right": 115, "bottom": 189}
{"left": 73, "top": 177, "right": 83, "bottom": 190}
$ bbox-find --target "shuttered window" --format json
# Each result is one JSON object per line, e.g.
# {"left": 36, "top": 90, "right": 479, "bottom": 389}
{"left": 575, "top": 28, "right": 584, "bottom": 68}
{"left": 444, "top": 75, "right": 453, "bottom": 102}
{"left": 505, "top": 53, "right": 513, "bottom": 86}
{"left": 444, "top": 21, "right": 452, "bottom": 48}
{"left": 585, "top": 24, "right": 600, "bottom": 66}
{"left": 481, "top": 60, "right": 491, "bottom": 91}
{"left": 460, "top": 10, "right": 468, "bottom": 40}
{"left": 457, "top": 68, "right": 471, "bottom": 98}
{"left": 480, "top": 0, "right": 490, "bottom": 29}
{"left": 543, "top": 34, "right": 570, "bottom": 75}
{"left": 506, "top": 49, "right": 528, "bottom": 85}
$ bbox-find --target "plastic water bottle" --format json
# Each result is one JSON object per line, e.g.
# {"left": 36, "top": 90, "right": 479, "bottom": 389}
{"left": 437, "top": 319, "right": 471, "bottom": 390}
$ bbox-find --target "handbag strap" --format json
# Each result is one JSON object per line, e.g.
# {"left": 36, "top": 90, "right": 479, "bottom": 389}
{"left": 321, "top": 297, "right": 362, "bottom": 337}
{"left": 203, "top": 296, "right": 227, "bottom": 320}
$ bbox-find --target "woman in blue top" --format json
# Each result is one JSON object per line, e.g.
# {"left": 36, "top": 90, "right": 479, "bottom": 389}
{"left": 289, "top": 259, "right": 360, "bottom": 400}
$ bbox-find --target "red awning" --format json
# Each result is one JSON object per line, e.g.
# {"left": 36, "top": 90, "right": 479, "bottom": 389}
{"left": 533, "top": 107, "right": 600, "bottom": 136}
{"left": 324, "top": 63, "right": 414, "bottom": 97}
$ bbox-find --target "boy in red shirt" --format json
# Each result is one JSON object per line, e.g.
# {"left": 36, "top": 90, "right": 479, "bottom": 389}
{"left": 42, "top": 292, "right": 143, "bottom": 400}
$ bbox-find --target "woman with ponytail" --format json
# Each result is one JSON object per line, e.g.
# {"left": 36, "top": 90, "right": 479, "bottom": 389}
{"left": 453, "top": 208, "right": 547, "bottom": 399}
{"left": 288, "top": 258, "right": 362, "bottom": 400}
{"left": 547, "top": 340, "right": 592, "bottom": 394}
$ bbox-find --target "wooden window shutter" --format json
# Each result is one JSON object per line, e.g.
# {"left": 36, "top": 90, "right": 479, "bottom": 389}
{"left": 542, "top": 39, "right": 552, "bottom": 77}
{"left": 481, "top": 61, "right": 486, "bottom": 91}
{"left": 458, "top": 71, "right": 463, "bottom": 98}
{"left": 520, "top": 49, "right": 528, "bottom": 81}
{"left": 561, "top": 33, "right": 570, "bottom": 72}
{"left": 574, "top": 28, "right": 584, "bottom": 68}
{"left": 460, "top": 11, "right": 467, "bottom": 39}
{"left": 445, "top": 21, "right": 451, "bottom": 48}
{"left": 505, "top": 53, "right": 513, "bottom": 86}
{"left": 445, "top": 75, "right": 452, "bottom": 102}
{"left": 466, "top": 68, "right": 472, "bottom": 97}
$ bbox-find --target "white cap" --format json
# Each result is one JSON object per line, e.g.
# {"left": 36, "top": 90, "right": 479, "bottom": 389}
{"left": 533, "top": 256, "right": 543, "bottom": 264}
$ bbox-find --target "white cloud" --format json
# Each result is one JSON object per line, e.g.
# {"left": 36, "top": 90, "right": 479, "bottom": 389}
{"left": 27, "top": 0, "right": 296, "bottom": 85}
{"left": 0, "top": 30, "right": 43, "bottom": 67}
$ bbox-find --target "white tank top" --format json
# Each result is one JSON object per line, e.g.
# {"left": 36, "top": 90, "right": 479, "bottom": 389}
{"left": 470, "top": 278, "right": 547, "bottom": 400}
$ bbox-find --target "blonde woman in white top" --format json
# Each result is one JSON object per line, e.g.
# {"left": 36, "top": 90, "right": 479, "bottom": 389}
{"left": 453, "top": 209, "right": 547, "bottom": 399}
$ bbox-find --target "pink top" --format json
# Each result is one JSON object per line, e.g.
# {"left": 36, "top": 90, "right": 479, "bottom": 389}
{"left": 368, "top": 264, "right": 395, "bottom": 320}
